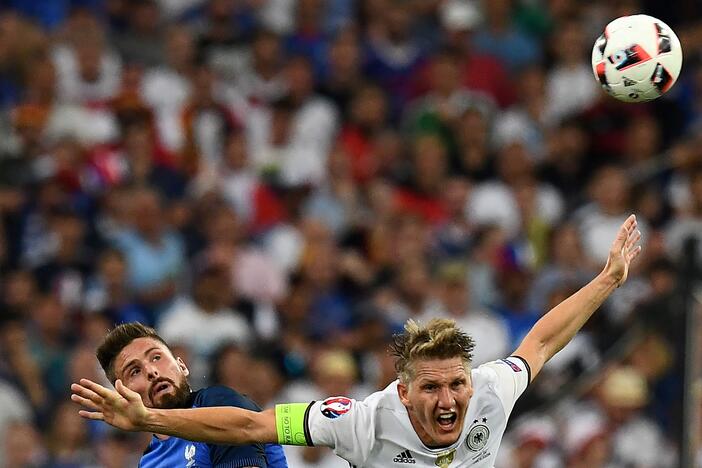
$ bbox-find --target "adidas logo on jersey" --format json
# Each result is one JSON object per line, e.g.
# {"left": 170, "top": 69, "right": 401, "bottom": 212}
{"left": 393, "top": 450, "right": 416, "bottom": 464}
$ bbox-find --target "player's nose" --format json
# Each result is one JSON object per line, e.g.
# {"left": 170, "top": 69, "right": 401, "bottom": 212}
{"left": 145, "top": 364, "right": 159, "bottom": 380}
{"left": 437, "top": 386, "right": 455, "bottom": 409}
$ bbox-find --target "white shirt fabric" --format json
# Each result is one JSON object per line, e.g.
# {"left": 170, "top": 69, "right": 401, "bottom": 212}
{"left": 246, "top": 97, "right": 339, "bottom": 187}
{"left": 467, "top": 181, "right": 564, "bottom": 239}
{"left": 140, "top": 67, "right": 192, "bottom": 151}
{"left": 545, "top": 64, "right": 599, "bottom": 125}
{"left": 157, "top": 297, "right": 252, "bottom": 357}
{"left": 304, "top": 357, "right": 530, "bottom": 467}
{"left": 51, "top": 45, "right": 122, "bottom": 104}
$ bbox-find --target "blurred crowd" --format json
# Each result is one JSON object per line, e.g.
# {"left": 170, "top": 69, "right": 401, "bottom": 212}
{"left": 0, "top": 0, "right": 701, "bottom": 466}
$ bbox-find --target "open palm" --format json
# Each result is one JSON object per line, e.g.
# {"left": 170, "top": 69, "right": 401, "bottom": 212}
{"left": 71, "top": 379, "right": 150, "bottom": 432}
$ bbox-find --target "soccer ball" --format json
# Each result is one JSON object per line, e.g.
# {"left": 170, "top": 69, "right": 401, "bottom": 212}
{"left": 591, "top": 15, "right": 682, "bottom": 103}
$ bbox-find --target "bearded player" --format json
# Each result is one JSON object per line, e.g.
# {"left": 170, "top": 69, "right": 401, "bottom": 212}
{"left": 72, "top": 215, "right": 642, "bottom": 467}
{"left": 92, "top": 322, "right": 287, "bottom": 467}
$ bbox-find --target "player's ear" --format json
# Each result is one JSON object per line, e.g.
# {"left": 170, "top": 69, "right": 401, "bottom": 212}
{"left": 397, "top": 381, "right": 411, "bottom": 408}
{"left": 176, "top": 357, "right": 190, "bottom": 376}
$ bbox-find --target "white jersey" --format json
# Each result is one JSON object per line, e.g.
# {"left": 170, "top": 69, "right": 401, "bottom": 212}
{"left": 303, "top": 356, "right": 530, "bottom": 468}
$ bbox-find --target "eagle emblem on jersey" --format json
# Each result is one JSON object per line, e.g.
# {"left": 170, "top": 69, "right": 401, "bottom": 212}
{"left": 434, "top": 448, "right": 455, "bottom": 468}
{"left": 466, "top": 424, "right": 490, "bottom": 451}
{"left": 320, "top": 397, "right": 352, "bottom": 419}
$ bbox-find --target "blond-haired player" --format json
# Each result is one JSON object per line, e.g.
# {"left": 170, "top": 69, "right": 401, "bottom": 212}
{"left": 72, "top": 215, "right": 642, "bottom": 467}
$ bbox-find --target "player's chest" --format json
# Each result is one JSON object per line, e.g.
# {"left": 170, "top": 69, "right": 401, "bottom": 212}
{"left": 139, "top": 439, "right": 211, "bottom": 468}
{"left": 369, "top": 404, "right": 507, "bottom": 467}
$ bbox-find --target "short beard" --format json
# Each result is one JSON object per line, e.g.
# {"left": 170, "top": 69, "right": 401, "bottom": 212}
{"left": 151, "top": 376, "right": 192, "bottom": 409}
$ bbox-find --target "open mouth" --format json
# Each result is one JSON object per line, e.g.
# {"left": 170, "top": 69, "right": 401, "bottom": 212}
{"left": 436, "top": 412, "right": 458, "bottom": 431}
{"left": 151, "top": 381, "right": 172, "bottom": 400}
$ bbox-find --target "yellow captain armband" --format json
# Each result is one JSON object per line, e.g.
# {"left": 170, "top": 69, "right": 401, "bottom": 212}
{"left": 275, "top": 403, "right": 312, "bottom": 446}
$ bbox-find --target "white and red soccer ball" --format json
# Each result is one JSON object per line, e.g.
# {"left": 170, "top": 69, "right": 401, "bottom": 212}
{"left": 591, "top": 14, "right": 683, "bottom": 103}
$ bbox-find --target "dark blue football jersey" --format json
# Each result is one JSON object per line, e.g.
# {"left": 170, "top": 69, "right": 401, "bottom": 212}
{"left": 139, "top": 386, "right": 287, "bottom": 468}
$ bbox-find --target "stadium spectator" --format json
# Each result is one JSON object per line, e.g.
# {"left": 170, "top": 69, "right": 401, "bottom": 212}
{"left": 157, "top": 261, "right": 253, "bottom": 369}
{"left": 110, "top": 187, "right": 186, "bottom": 323}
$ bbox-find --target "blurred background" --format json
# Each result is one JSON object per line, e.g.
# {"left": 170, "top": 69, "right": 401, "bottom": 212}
{"left": 0, "top": 0, "right": 701, "bottom": 466}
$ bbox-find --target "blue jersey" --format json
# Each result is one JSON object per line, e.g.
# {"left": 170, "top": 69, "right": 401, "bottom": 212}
{"left": 139, "top": 386, "right": 288, "bottom": 468}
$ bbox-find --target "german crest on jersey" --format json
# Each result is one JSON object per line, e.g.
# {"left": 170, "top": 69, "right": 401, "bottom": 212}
{"left": 466, "top": 424, "right": 490, "bottom": 451}
{"left": 320, "top": 397, "right": 352, "bottom": 419}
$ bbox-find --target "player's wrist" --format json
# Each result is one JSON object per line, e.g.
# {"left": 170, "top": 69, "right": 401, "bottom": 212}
{"left": 596, "top": 270, "right": 620, "bottom": 292}
{"left": 142, "top": 407, "right": 162, "bottom": 432}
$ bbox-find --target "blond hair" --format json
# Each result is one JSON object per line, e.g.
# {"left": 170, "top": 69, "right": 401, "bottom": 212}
{"left": 389, "top": 318, "right": 475, "bottom": 383}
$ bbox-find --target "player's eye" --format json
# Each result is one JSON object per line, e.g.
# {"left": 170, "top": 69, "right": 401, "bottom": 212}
{"left": 152, "top": 354, "right": 161, "bottom": 361}
{"left": 130, "top": 368, "right": 140, "bottom": 377}
{"left": 423, "top": 384, "right": 437, "bottom": 391}
{"left": 451, "top": 381, "right": 464, "bottom": 390}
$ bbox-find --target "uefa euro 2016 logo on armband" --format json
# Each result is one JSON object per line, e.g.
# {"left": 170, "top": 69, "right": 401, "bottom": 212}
{"left": 320, "top": 397, "right": 353, "bottom": 419}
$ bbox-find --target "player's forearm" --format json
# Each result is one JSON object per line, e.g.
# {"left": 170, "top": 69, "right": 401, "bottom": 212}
{"left": 142, "top": 407, "right": 277, "bottom": 445}
{"left": 523, "top": 272, "right": 618, "bottom": 362}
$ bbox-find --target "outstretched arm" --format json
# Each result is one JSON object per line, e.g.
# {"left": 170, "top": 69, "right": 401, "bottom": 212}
{"left": 513, "top": 214, "right": 642, "bottom": 381}
{"left": 71, "top": 379, "right": 277, "bottom": 445}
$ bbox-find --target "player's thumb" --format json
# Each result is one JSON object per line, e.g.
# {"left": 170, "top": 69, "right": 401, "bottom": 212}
{"left": 115, "top": 379, "right": 140, "bottom": 402}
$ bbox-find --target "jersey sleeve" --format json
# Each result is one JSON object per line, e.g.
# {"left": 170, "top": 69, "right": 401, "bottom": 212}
{"left": 195, "top": 386, "right": 276, "bottom": 468}
{"left": 477, "top": 356, "right": 531, "bottom": 416}
{"left": 275, "top": 396, "right": 375, "bottom": 466}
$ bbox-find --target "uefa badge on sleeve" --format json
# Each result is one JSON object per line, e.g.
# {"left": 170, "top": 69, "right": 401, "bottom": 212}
{"left": 320, "top": 397, "right": 353, "bottom": 419}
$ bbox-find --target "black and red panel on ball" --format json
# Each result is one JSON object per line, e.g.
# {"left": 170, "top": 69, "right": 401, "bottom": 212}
{"left": 654, "top": 23, "right": 672, "bottom": 54}
{"left": 608, "top": 44, "right": 652, "bottom": 71}
{"left": 651, "top": 63, "right": 673, "bottom": 93}
{"left": 595, "top": 61, "right": 608, "bottom": 86}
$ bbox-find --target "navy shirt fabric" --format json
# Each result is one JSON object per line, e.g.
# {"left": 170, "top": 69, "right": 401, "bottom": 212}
{"left": 139, "top": 386, "right": 288, "bottom": 468}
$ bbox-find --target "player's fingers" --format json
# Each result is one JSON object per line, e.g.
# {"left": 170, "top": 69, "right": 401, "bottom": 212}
{"left": 71, "top": 383, "right": 104, "bottom": 405}
{"left": 78, "top": 410, "right": 105, "bottom": 421}
{"left": 611, "top": 225, "right": 629, "bottom": 252}
{"left": 625, "top": 229, "right": 642, "bottom": 251}
{"left": 627, "top": 245, "right": 642, "bottom": 262}
{"left": 71, "top": 393, "right": 101, "bottom": 411}
{"left": 624, "top": 213, "right": 637, "bottom": 230}
{"left": 79, "top": 378, "right": 115, "bottom": 400}
{"left": 612, "top": 215, "right": 637, "bottom": 252}
{"left": 115, "top": 379, "right": 140, "bottom": 402}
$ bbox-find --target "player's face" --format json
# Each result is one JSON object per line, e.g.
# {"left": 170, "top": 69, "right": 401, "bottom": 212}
{"left": 398, "top": 357, "right": 473, "bottom": 447}
{"left": 114, "top": 337, "right": 191, "bottom": 409}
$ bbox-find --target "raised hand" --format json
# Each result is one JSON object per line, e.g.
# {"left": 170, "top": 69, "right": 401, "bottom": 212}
{"left": 71, "top": 379, "right": 150, "bottom": 432}
{"left": 603, "top": 214, "right": 643, "bottom": 287}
